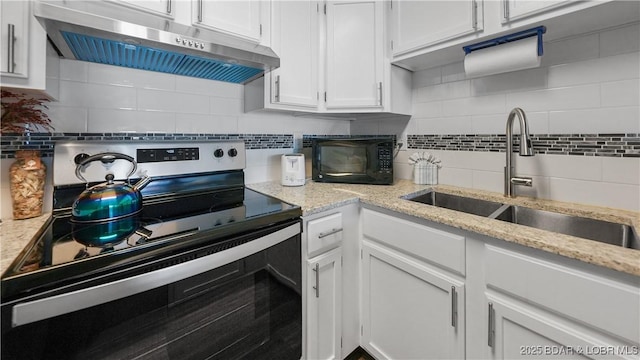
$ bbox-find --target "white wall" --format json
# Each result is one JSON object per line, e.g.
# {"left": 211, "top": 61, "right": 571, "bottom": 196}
{"left": 356, "top": 23, "right": 640, "bottom": 211}
{"left": 0, "top": 59, "right": 351, "bottom": 219}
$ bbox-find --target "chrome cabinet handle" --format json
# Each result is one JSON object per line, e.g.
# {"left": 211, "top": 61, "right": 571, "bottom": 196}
{"left": 312, "top": 263, "right": 319, "bottom": 298}
{"left": 166, "top": 0, "right": 171, "bottom": 14}
{"left": 451, "top": 286, "right": 458, "bottom": 328}
{"left": 488, "top": 302, "right": 495, "bottom": 348}
{"left": 318, "top": 228, "right": 343, "bottom": 239}
{"left": 197, "top": 0, "right": 203, "bottom": 22}
{"left": 7, "top": 24, "right": 15, "bottom": 73}
{"left": 472, "top": 0, "right": 478, "bottom": 29}
{"left": 274, "top": 75, "right": 280, "bottom": 102}
{"left": 503, "top": 0, "right": 509, "bottom": 21}
{"left": 378, "top": 82, "right": 383, "bottom": 106}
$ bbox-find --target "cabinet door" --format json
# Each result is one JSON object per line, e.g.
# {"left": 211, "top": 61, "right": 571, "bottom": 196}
{"left": 486, "top": 296, "right": 637, "bottom": 360}
{"left": 391, "top": 0, "right": 481, "bottom": 57}
{"left": 109, "top": 0, "right": 173, "bottom": 17}
{"left": 1, "top": 0, "right": 30, "bottom": 78}
{"left": 362, "top": 242, "right": 465, "bottom": 360}
{"left": 306, "top": 248, "right": 342, "bottom": 360}
{"left": 270, "top": 0, "right": 319, "bottom": 109}
{"left": 325, "top": 0, "right": 383, "bottom": 109}
{"left": 194, "top": 0, "right": 262, "bottom": 42}
{"left": 502, "top": 0, "right": 571, "bottom": 22}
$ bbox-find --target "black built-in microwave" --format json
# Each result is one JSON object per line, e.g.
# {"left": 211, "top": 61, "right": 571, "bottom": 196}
{"left": 311, "top": 137, "right": 394, "bottom": 185}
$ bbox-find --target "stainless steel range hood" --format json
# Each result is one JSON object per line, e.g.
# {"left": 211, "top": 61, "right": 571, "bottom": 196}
{"left": 34, "top": 1, "right": 279, "bottom": 84}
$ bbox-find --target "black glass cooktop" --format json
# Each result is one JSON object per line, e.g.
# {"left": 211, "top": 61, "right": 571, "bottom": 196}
{"left": 1, "top": 188, "right": 301, "bottom": 301}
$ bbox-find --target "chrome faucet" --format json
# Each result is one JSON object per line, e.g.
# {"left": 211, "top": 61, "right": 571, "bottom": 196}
{"left": 505, "top": 108, "right": 534, "bottom": 197}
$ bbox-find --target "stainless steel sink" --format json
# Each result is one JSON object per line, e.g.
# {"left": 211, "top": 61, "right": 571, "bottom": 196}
{"left": 405, "top": 191, "right": 505, "bottom": 217}
{"left": 493, "top": 205, "right": 639, "bottom": 249}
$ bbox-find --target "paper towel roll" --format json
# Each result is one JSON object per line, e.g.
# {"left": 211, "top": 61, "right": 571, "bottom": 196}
{"left": 464, "top": 36, "right": 541, "bottom": 78}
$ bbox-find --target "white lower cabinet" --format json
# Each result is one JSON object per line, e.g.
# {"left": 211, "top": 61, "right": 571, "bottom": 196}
{"left": 306, "top": 247, "right": 342, "bottom": 360}
{"left": 303, "top": 204, "right": 360, "bottom": 360}
{"left": 362, "top": 241, "right": 465, "bottom": 359}
{"left": 359, "top": 207, "right": 639, "bottom": 360}
{"left": 481, "top": 243, "right": 640, "bottom": 360}
{"left": 361, "top": 207, "right": 466, "bottom": 360}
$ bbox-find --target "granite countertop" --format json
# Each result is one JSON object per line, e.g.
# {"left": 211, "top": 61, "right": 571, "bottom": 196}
{"left": 2, "top": 180, "right": 638, "bottom": 277}
{"left": 1, "top": 214, "right": 51, "bottom": 275}
{"left": 248, "top": 180, "right": 640, "bottom": 277}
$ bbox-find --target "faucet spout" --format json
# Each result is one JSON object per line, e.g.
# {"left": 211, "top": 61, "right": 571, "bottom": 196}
{"left": 505, "top": 108, "right": 534, "bottom": 197}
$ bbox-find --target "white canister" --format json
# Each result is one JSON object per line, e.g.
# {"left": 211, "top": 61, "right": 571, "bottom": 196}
{"left": 414, "top": 162, "right": 438, "bottom": 185}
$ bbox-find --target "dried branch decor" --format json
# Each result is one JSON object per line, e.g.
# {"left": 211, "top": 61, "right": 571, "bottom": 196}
{"left": 1, "top": 90, "right": 53, "bottom": 134}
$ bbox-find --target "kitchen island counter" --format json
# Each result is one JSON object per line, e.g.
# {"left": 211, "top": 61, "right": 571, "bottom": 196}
{"left": 248, "top": 180, "right": 640, "bottom": 277}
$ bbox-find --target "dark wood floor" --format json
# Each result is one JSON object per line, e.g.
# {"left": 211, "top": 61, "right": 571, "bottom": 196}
{"left": 344, "top": 347, "right": 376, "bottom": 360}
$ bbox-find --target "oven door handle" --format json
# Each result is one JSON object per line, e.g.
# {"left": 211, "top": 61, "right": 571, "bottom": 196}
{"left": 11, "top": 224, "right": 300, "bottom": 328}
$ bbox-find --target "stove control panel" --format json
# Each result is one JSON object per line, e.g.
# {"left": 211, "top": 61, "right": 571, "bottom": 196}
{"left": 54, "top": 141, "right": 246, "bottom": 186}
{"left": 137, "top": 148, "right": 200, "bottom": 163}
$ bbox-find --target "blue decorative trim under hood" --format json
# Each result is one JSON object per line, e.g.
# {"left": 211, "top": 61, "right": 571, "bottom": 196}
{"left": 62, "top": 32, "right": 263, "bottom": 84}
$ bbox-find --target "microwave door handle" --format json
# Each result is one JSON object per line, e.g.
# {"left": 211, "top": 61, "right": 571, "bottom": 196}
{"left": 325, "top": 173, "right": 356, "bottom": 176}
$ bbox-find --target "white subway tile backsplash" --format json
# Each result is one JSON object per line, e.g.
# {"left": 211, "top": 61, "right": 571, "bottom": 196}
{"left": 471, "top": 170, "right": 503, "bottom": 193}
{"left": 438, "top": 167, "right": 474, "bottom": 188}
{"left": 412, "top": 67, "right": 442, "bottom": 88}
{"left": 601, "top": 79, "right": 640, "bottom": 107}
{"left": 602, "top": 157, "right": 640, "bottom": 185}
{"left": 88, "top": 63, "right": 176, "bottom": 91}
{"left": 522, "top": 154, "right": 603, "bottom": 182}
{"left": 506, "top": 84, "right": 600, "bottom": 111}
{"left": 415, "top": 116, "right": 472, "bottom": 135}
{"left": 210, "top": 96, "right": 243, "bottom": 115}
{"left": 441, "top": 61, "right": 466, "bottom": 83}
{"left": 59, "top": 80, "right": 137, "bottom": 110}
{"left": 548, "top": 107, "right": 640, "bottom": 133}
{"left": 45, "top": 105, "right": 88, "bottom": 133}
{"left": 548, "top": 178, "right": 640, "bottom": 211}
{"left": 547, "top": 52, "right": 640, "bottom": 88}
{"left": 413, "top": 101, "right": 443, "bottom": 118}
{"left": 176, "top": 76, "right": 242, "bottom": 98}
{"left": 174, "top": 114, "right": 238, "bottom": 134}
{"left": 542, "top": 33, "right": 600, "bottom": 67}
{"left": 600, "top": 23, "right": 640, "bottom": 57}
{"left": 59, "top": 59, "right": 88, "bottom": 82}
{"left": 87, "top": 109, "right": 176, "bottom": 133}
{"left": 418, "top": 80, "right": 470, "bottom": 102}
{"left": 471, "top": 111, "right": 549, "bottom": 134}
{"left": 137, "top": 88, "right": 209, "bottom": 114}
{"left": 442, "top": 94, "right": 506, "bottom": 116}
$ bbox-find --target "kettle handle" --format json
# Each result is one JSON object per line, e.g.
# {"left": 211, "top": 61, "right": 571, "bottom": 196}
{"left": 75, "top": 152, "right": 137, "bottom": 184}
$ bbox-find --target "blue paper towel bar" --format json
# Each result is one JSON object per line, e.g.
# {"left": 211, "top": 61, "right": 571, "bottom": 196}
{"left": 463, "top": 26, "right": 547, "bottom": 56}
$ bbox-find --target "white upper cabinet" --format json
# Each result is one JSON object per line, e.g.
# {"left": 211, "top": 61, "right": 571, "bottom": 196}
{"left": 269, "top": 0, "right": 319, "bottom": 110}
{"left": 1, "top": 1, "right": 30, "bottom": 79}
{"left": 391, "top": 0, "right": 481, "bottom": 57}
{"left": 1, "top": 0, "right": 58, "bottom": 98}
{"left": 193, "top": 0, "right": 263, "bottom": 43}
{"left": 109, "top": 0, "right": 174, "bottom": 17}
{"left": 325, "top": 0, "right": 384, "bottom": 110}
{"left": 501, "top": 0, "right": 571, "bottom": 23}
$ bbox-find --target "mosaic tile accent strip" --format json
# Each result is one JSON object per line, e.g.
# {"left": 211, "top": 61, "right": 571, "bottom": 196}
{"left": 407, "top": 134, "right": 640, "bottom": 157}
{"left": 0, "top": 133, "right": 293, "bottom": 158}
{"left": 302, "top": 134, "right": 396, "bottom": 148}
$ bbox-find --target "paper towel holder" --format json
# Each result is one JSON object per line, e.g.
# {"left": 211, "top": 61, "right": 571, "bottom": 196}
{"left": 463, "top": 26, "right": 547, "bottom": 56}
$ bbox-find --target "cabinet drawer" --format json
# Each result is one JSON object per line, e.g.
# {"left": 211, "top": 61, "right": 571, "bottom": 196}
{"left": 307, "top": 213, "right": 343, "bottom": 257}
{"left": 485, "top": 245, "right": 640, "bottom": 344}
{"left": 362, "top": 209, "right": 465, "bottom": 276}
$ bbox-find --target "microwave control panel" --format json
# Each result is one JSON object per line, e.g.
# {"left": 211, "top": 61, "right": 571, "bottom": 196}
{"left": 377, "top": 146, "right": 393, "bottom": 172}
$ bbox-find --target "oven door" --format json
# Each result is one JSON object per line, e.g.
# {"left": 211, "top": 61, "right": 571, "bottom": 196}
{"left": 1, "top": 222, "right": 302, "bottom": 360}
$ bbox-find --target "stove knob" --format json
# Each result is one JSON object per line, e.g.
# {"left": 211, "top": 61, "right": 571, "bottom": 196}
{"left": 74, "top": 153, "right": 90, "bottom": 164}
{"left": 228, "top": 148, "right": 238, "bottom": 157}
{"left": 214, "top": 149, "right": 224, "bottom": 158}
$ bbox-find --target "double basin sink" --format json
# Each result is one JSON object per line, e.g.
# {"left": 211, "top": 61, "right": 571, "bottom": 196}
{"left": 405, "top": 191, "right": 639, "bottom": 249}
